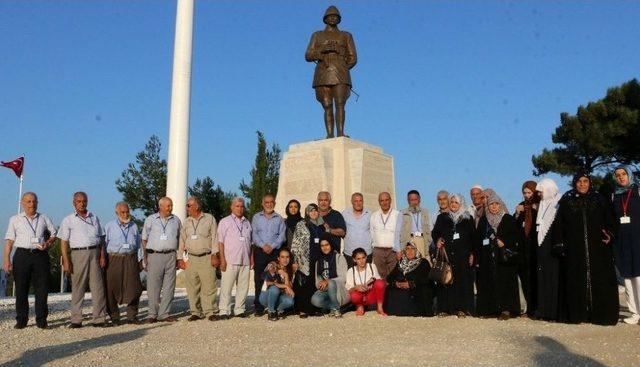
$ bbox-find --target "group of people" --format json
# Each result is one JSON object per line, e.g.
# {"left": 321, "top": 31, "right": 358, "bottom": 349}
{"left": 3, "top": 165, "right": 639, "bottom": 329}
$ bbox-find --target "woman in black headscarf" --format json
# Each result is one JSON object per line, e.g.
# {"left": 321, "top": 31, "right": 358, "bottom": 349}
{"left": 514, "top": 180, "right": 540, "bottom": 317}
{"left": 556, "top": 170, "right": 618, "bottom": 325}
{"left": 475, "top": 191, "right": 521, "bottom": 320}
{"left": 284, "top": 199, "right": 303, "bottom": 249}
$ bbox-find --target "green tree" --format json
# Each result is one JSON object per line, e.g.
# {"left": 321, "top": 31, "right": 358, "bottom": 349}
{"left": 116, "top": 135, "right": 167, "bottom": 224}
{"left": 532, "top": 79, "right": 640, "bottom": 178}
{"left": 189, "top": 176, "right": 236, "bottom": 222}
{"left": 239, "top": 131, "right": 281, "bottom": 217}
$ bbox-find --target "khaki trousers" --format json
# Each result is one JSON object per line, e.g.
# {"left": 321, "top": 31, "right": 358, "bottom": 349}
{"left": 185, "top": 254, "right": 218, "bottom": 317}
{"left": 372, "top": 247, "right": 397, "bottom": 279}
{"left": 70, "top": 248, "right": 107, "bottom": 324}
{"left": 218, "top": 264, "right": 250, "bottom": 316}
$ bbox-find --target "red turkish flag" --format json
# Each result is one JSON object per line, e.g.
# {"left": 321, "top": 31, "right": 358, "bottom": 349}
{"left": 1, "top": 156, "right": 24, "bottom": 178}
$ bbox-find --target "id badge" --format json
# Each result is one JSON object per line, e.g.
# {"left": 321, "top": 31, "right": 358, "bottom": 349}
{"left": 160, "top": 233, "right": 168, "bottom": 241}
{"left": 122, "top": 243, "right": 131, "bottom": 250}
{"left": 482, "top": 238, "right": 490, "bottom": 246}
{"left": 30, "top": 237, "right": 40, "bottom": 244}
{"left": 620, "top": 216, "right": 631, "bottom": 224}
{"left": 190, "top": 234, "right": 198, "bottom": 240}
{"left": 453, "top": 232, "right": 460, "bottom": 240}
{"left": 314, "top": 237, "right": 320, "bottom": 244}
{"left": 522, "top": 221, "right": 526, "bottom": 228}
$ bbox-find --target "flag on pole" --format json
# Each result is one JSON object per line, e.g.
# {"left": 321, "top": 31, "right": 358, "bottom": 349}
{"left": 1, "top": 156, "right": 24, "bottom": 178}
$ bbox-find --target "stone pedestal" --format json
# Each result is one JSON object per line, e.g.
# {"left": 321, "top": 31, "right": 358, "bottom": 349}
{"left": 275, "top": 137, "right": 396, "bottom": 215}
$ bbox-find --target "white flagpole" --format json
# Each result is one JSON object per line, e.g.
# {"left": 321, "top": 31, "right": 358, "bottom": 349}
{"left": 17, "top": 175, "right": 23, "bottom": 214}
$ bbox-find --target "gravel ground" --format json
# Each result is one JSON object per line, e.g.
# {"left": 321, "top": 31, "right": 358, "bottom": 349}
{"left": 0, "top": 290, "right": 639, "bottom": 367}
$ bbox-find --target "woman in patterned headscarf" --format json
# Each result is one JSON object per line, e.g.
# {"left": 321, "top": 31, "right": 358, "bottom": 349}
{"left": 475, "top": 190, "right": 521, "bottom": 320}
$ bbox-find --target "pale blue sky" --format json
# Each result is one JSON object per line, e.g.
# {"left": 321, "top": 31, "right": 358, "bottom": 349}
{"left": 1, "top": 1, "right": 639, "bottom": 248}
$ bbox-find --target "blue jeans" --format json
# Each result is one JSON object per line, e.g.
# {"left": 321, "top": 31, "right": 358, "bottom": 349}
{"left": 310, "top": 279, "right": 340, "bottom": 311}
{"left": 258, "top": 285, "right": 294, "bottom": 312}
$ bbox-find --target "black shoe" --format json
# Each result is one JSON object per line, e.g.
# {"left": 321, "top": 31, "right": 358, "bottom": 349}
{"left": 299, "top": 312, "right": 308, "bottom": 319}
{"left": 36, "top": 322, "right": 48, "bottom": 329}
{"left": 187, "top": 315, "right": 202, "bottom": 322}
{"left": 254, "top": 309, "right": 265, "bottom": 317}
{"left": 218, "top": 315, "right": 230, "bottom": 320}
{"left": 125, "top": 318, "right": 142, "bottom": 325}
{"left": 111, "top": 319, "right": 122, "bottom": 326}
{"left": 268, "top": 312, "right": 278, "bottom": 321}
{"left": 92, "top": 322, "right": 111, "bottom": 328}
{"left": 68, "top": 323, "right": 82, "bottom": 329}
{"left": 14, "top": 323, "right": 27, "bottom": 330}
{"left": 235, "top": 312, "right": 249, "bottom": 318}
{"left": 277, "top": 311, "right": 286, "bottom": 320}
{"left": 208, "top": 315, "right": 219, "bottom": 321}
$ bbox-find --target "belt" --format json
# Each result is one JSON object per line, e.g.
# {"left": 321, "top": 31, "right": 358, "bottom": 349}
{"left": 188, "top": 251, "right": 211, "bottom": 257}
{"left": 16, "top": 247, "right": 46, "bottom": 254}
{"left": 107, "top": 252, "right": 136, "bottom": 257}
{"left": 146, "top": 249, "right": 175, "bottom": 254}
{"left": 71, "top": 245, "right": 98, "bottom": 251}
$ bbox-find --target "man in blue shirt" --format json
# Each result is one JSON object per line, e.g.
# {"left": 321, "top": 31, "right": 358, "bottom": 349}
{"left": 104, "top": 202, "right": 143, "bottom": 325}
{"left": 342, "top": 192, "right": 372, "bottom": 267}
{"left": 251, "top": 194, "right": 286, "bottom": 316}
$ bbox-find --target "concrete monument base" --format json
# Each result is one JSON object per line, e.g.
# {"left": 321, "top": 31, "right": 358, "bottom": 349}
{"left": 275, "top": 137, "right": 396, "bottom": 215}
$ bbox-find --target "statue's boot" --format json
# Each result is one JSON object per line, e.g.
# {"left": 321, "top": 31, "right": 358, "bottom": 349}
{"left": 325, "top": 119, "right": 335, "bottom": 139}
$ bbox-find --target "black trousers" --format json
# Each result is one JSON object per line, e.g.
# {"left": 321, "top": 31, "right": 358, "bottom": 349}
{"left": 13, "top": 248, "right": 50, "bottom": 325}
{"left": 253, "top": 246, "right": 277, "bottom": 312}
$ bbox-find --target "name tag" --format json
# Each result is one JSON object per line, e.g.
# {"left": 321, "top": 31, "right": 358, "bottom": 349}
{"left": 122, "top": 243, "right": 131, "bottom": 250}
{"left": 453, "top": 233, "right": 460, "bottom": 240}
{"left": 314, "top": 237, "right": 320, "bottom": 244}
{"left": 160, "top": 234, "right": 168, "bottom": 241}
{"left": 239, "top": 236, "right": 246, "bottom": 242}
{"left": 483, "top": 238, "right": 490, "bottom": 246}
{"left": 413, "top": 231, "right": 423, "bottom": 237}
{"left": 30, "top": 237, "right": 41, "bottom": 244}
{"left": 620, "top": 216, "right": 631, "bottom": 224}
{"left": 522, "top": 221, "right": 526, "bottom": 228}
{"left": 190, "top": 234, "right": 198, "bottom": 240}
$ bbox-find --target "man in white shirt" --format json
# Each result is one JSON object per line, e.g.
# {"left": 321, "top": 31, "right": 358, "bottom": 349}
{"left": 370, "top": 192, "right": 403, "bottom": 278}
{"left": 3, "top": 192, "right": 57, "bottom": 329}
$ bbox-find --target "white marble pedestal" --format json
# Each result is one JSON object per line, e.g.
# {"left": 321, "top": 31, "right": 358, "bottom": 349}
{"left": 275, "top": 137, "right": 396, "bottom": 214}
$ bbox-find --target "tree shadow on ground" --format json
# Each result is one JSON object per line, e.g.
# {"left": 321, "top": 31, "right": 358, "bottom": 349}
{"left": 0, "top": 324, "right": 167, "bottom": 367}
{"left": 532, "top": 336, "right": 606, "bottom": 367}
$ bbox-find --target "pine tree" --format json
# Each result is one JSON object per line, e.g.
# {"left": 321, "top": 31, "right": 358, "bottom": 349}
{"left": 239, "top": 131, "right": 281, "bottom": 217}
{"left": 115, "top": 135, "right": 167, "bottom": 223}
{"left": 189, "top": 176, "right": 235, "bottom": 222}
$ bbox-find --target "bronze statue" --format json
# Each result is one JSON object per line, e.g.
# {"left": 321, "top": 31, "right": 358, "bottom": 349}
{"left": 305, "top": 6, "right": 357, "bottom": 138}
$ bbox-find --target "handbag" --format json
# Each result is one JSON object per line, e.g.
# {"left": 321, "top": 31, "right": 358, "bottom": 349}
{"left": 497, "top": 244, "right": 519, "bottom": 264}
{"left": 429, "top": 247, "right": 453, "bottom": 285}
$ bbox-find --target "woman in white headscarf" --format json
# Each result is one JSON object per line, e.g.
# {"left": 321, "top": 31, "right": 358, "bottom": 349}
{"left": 475, "top": 191, "right": 521, "bottom": 320}
{"left": 432, "top": 194, "right": 475, "bottom": 317}
{"left": 535, "top": 178, "right": 563, "bottom": 321}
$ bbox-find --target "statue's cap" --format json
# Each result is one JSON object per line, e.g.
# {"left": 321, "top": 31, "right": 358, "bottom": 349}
{"left": 323, "top": 6, "right": 341, "bottom": 24}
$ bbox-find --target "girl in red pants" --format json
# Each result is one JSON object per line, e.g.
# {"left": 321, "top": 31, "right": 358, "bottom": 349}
{"left": 345, "top": 248, "right": 387, "bottom": 316}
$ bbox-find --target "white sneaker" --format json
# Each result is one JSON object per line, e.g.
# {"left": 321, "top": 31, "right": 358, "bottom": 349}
{"left": 623, "top": 315, "right": 640, "bottom": 325}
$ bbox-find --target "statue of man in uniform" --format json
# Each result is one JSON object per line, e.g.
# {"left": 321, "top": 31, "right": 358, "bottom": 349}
{"left": 305, "top": 6, "right": 357, "bottom": 139}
